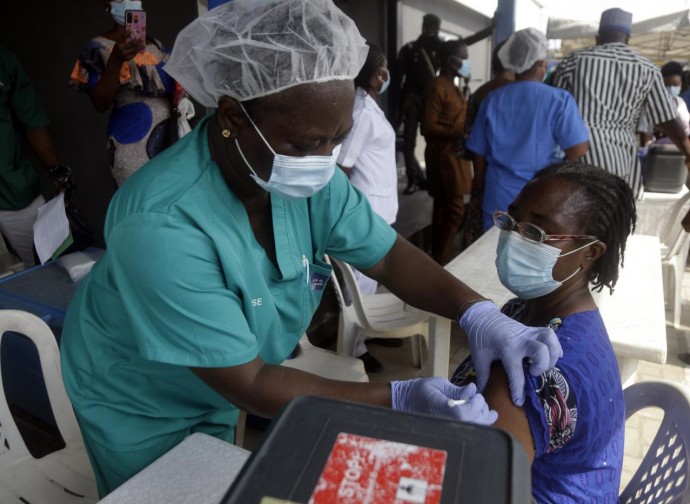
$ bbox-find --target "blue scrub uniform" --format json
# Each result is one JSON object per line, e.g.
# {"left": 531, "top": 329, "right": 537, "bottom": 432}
{"left": 466, "top": 81, "right": 589, "bottom": 230}
{"left": 60, "top": 115, "right": 397, "bottom": 495}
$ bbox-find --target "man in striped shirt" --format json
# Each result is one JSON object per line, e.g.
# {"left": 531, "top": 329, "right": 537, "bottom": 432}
{"left": 552, "top": 8, "right": 690, "bottom": 196}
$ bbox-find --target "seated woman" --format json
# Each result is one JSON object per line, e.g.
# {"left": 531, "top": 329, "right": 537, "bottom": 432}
{"left": 452, "top": 162, "right": 636, "bottom": 502}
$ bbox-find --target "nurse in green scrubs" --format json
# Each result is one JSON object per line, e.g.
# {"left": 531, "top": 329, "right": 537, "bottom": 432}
{"left": 60, "top": 0, "right": 562, "bottom": 496}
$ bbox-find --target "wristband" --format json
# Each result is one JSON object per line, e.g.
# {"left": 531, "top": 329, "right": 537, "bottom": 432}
{"left": 456, "top": 298, "right": 491, "bottom": 321}
{"left": 49, "top": 165, "right": 76, "bottom": 196}
{"left": 49, "top": 164, "right": 71, "bottom": 177}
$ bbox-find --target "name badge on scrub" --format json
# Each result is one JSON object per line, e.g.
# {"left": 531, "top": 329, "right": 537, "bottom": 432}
{"left": 311, "top": 272, "right": 328, "bottom": 291}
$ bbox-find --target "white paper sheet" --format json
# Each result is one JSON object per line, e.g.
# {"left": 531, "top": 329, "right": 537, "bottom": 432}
{"left": 33, "top": 193, "right": 70, "bottom": 264}
{"left": 56, "top": 251, "right": 97, "bottom": 282}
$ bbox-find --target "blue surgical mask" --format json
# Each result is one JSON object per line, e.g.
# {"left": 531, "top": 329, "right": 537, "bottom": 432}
{"left": 110, "top": 1, "right": 142, "bottom": 26}
{"left": 667, "top": 85, "right": 681, "bottom": 97}
{"left": 458, "top": 59, "right": 472, "bottom": 79}
{"left": 235, "top": 103, "right": 339, "bottom": 200}
{"left": 378, "top": 68, "right": 391, "bottom": 94}
{"left": 495, "top": 230, "right": 596, "bottom": 299}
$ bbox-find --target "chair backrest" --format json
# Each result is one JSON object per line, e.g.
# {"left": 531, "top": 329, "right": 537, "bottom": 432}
{"left": 0, "top": 310, "right": 83, "bottom": 462}
{"left": 327, "top": 257, "right": 376, "bottom": 332}
{"left": 282, "top": 335, "right": 368, "bottom": 383}
{"left": 620, "top": 380, "right": 690, "bottom": 504}
{"left": 323, "top": 256, "right": 348, "bottom": 310}
{"left": 659, "top": 190, "right": 690, "bottom": 260}
{"left": 323, "top": 256, "right": 364, "bottom": 356}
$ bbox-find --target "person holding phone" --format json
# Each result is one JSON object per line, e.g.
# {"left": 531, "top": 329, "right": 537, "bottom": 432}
{"left": 69, "top": 0, "right": 176, "bottom": 186}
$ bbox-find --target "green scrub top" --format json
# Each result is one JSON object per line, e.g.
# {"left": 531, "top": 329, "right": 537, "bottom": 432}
{"left": 60, "top": 115, "right": 397, "bottom": 495}
{"left": 0, "top": 46, "right": 45, "bottom": 210}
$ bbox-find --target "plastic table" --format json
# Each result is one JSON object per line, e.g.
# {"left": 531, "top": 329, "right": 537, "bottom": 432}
{"left": 99, "top": 433, "right": 250, "bottom": 504}
{"left": 636, "top": 186, "right": 689, "bottom": 237}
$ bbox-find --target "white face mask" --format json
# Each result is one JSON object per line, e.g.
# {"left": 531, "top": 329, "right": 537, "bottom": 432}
{"left": 495, "top": 230, "right": 597, "bottom": 299}
{"left": 378, "top": 68, "right": 391, "bottom": 94}
{"left": 235, "top": 103, "right": 338, "bottom": 200}
{"left": 110, "top": 1, "right": 142, "bottom": 26}
{"left": 458, "top": 59, "right": 471, "bottom": 79}
{"left": 667, "top": 85, "right": 681, "bottom": 97}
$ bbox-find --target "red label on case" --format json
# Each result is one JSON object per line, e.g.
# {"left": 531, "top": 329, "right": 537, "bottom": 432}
{"left": 310, "top": 433, "right": 447, "bottom": 504}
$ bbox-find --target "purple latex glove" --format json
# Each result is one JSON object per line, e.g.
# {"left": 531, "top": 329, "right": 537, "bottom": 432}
{"left": 459, "top": 301, "right": 563, "bottom": 406}
{"left": 391, "top": 378, "right": 497, "bottom": 425}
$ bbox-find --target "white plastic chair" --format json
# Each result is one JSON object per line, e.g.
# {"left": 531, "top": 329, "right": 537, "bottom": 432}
{"left": 658, "top": 190, "right": 690, "bottom": 328}
{"left": 326, "top": 256, "right": 432, "bottom": 372}
{"left": 620, "top": 380, "right": 690, "bottom": 504}
{"left": 0, "top": 310, "right": 98, "bottom": 503}
{"left": 281, "top": 334, "right": 369, "bottom": 383}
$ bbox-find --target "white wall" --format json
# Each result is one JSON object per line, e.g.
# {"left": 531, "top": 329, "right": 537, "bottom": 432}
{"left": 515, "top": 0, "right": 548, "bottom": 32}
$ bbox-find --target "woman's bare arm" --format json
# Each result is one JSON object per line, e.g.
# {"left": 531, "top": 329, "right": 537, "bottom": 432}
{"left": 482, "top": 362, "right": 536, "bottom": 463}
{"left": 87, "top": 32, "right": 145, "bottom": 112}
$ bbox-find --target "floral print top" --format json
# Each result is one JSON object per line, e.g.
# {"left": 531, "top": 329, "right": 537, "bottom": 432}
{"left": 451, "top": 299, "right": 625, "bottom": 503}
{"left": 69, "top": 36, "right": 175, "bottom": 185}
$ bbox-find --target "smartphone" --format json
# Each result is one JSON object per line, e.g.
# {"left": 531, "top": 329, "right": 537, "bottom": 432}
{"left": 125, "top": 9, "right": 146, "bottom": 47}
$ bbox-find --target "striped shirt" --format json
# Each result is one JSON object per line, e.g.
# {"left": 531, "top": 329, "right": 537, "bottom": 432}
{"left": 552, "top": 42, "right": 678, "bottom": 195}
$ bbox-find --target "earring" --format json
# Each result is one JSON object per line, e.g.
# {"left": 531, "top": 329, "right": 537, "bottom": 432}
{"left": 221, "top": 129, "right": 232, "bottom": 138}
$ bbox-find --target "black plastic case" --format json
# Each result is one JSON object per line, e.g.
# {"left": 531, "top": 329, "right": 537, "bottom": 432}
{"left": 643, "top": 144, "right": 687, "bottom": 193}
{"left": 222, "top": 396, "right": 531, "bottom": 504}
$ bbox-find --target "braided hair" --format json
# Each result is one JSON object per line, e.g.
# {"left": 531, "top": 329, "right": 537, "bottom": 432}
{"left": 354, "top": 42, "right": 386, "bottom": 93}
{"left": 661, "top": 61, "right": 684, "bottom": 79}
{"left": 532, "top": 162, "right": 637, "bottom": 294}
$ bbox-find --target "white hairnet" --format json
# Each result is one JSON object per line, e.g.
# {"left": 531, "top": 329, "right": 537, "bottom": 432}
{"left": 164, "top": 0, "right": 368, "bottom": 107}
{"left": 498, "top": 28, "right": 548, "bottom": 75}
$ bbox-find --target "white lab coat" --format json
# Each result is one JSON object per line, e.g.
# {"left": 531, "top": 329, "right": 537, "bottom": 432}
{"left": 338, "top": 88, "right": 399, "bottom": 226}
{"left": 337, "top": 88, "right": 399, "bottom": 343}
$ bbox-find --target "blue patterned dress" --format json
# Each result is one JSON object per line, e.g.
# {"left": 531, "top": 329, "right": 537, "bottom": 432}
{"left": 70, "top": 36, "right": 175, "bottom": 186}
{"left": 452, "top": 300, "right": 625, "bottom": 503}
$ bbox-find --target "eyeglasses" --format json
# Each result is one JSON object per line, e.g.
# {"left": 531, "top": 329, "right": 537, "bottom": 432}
{"left": 493, "top": 211, "right": 598, "bottom": 244}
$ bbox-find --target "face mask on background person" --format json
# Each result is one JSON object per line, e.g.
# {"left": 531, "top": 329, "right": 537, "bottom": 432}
{"left": 457, "top": 59, "right": 472, "bottom": 79}
{"left": 110, "top": 0, "right": 143, "bottom": 26}
{"left": 667, "top": 85, "right": 681, "bottom": 97}
{"left": 495, "top": 230, "right": 597, "bottom": 299}
{"left": 235, "top": 103, "right": 339, "bottom": 199}
{"left": 378, "top": 68, "right": 391, "bottom": 94}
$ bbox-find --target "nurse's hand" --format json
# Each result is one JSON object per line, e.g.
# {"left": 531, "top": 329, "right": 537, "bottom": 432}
{"left": 391, "top": 378, "right": 497, "bottom": 425}
{"left": 112, "top": 30, "right": 146, "bottom": 63}
{"left": 459, "top": 301, "right": 563, "bottom": 406}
